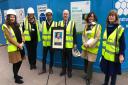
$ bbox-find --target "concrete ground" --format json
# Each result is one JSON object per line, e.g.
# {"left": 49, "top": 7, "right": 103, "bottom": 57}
{"left": 0, "top": 46, "right": 128, "bottom": 85}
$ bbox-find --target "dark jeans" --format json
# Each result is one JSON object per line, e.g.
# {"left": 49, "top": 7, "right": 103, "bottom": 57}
{"left": 104, "top": 74, "right": 117, "bottom": 85}
{"left": 25, "top": 41, "right": 37, "bottom": 66}
{"left": 61, "top": 48, "right": 72, "bottom": 73}
{"left": 42, "top": 46, "right": 54, "bottom": 69}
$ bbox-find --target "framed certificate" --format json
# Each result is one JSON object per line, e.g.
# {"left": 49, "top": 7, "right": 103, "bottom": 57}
{"left": 51, "top": 27, "right": 65, "bottom": 49}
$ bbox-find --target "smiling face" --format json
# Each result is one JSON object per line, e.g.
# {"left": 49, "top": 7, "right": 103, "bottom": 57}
{"left": 46, "top": 12, "right": 52, "bottom": 21}
{"left": 106, "top": 10, "right": 119, "bottom": 25}
{"left": 28, "top": 13, "right": 34, "bottom": 19}
{"left": 63, "top": 10, "right": 69, "bottom": 22}
{"left": 10, "top": 14, "right": 16, "bottom": 23}
{"left": 88, "top": 13, "right": 95, "bottom": 23}
{"left": 108, "top": 14, "right": 116, "bottom": 23}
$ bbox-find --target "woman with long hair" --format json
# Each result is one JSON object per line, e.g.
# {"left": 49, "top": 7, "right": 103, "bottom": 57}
{"left": 2, "top": 9, "right": 25, "bottom": 84}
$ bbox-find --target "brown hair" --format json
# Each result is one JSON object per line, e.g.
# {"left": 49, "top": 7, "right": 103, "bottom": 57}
{"left": 106, "top": 10, "right": 119, "bottom": 26}
{"left": 85, "top": 12, "right": 97, "bottom": 23}
{"left": 5, "top": 14, "right": 19, "bottom": 28}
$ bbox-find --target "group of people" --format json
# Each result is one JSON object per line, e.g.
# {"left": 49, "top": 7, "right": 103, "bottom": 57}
{"left": 2, "top": 6, "right": 125, "bottom": 85}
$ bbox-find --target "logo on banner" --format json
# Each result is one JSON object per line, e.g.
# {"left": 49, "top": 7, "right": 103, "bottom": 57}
{"left": 115, "top": 0, "right": 128, "bottom": 28}
{"left": 115, "top": 0, "right": 128, "bottom": 16}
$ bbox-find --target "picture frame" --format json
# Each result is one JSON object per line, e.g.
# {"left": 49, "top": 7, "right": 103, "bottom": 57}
{"left": 51, "top": 27, "right": 65, "bottom": 49}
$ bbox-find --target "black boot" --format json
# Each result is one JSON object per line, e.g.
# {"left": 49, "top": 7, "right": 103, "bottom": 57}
{"left": 14, "top": 76, "right": 24, "bottom": 84}
{"left": 60, "top": 68, "right": 66, "bottom": 76}
{"left": 86, "top": 79, "right": 90, "bottom": 85}
{"left": 14, "top": 75, "right": 23, "bottom": 79}
{"left": 49, "top": 67, "right": 53, "bottom": 74}
{"left": 67, "top": 72, "right": 72, "bottom": 78}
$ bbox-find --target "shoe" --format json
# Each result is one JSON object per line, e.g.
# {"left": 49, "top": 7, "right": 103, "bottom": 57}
{"left": 86, "top": 79, "right": 90, "bottom": 85}
{"left": 30, "top": 65, "right": 34, "bottom": 70}
{"left": 102, "top": 83, "right": 108, "bottom": 85}
{"left": 30, "top": 65, "right": 37, "bottom": 70}
{"left": 38, "top": 70, "right": 46, "bottom": 75}
{"left": 67, "top": 72, "right": 72, "bottom": 78}
{"left": 60, "top": 71, "right": 66, "bottom": 76}
{"left": 49, "top": 68, "right": 53, "bottom": 74}
{"left": 15, "top": 79, "right": 24, "bottom": 84}
{"left": 33, "top": 65, "right": 37, "bottom": 69}
{"left": 16, "top": 75, "right": 23, "bottom": 79}
{"left": 82, "top": 75, "right": 87, "bottom": 79}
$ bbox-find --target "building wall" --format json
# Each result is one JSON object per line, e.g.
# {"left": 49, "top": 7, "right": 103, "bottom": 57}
{"left": 0, "top": 0, "right": 128, "bottom": 71}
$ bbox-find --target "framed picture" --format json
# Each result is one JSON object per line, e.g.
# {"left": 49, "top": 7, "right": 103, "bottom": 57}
{"left": 51, "top": 27, "right": 65, "bottom": 49}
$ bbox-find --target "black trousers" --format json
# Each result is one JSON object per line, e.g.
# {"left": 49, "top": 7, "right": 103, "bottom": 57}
{"left": 13, "top": 61, "right": 22, "bottom": 78}
{"left": 25, "top": 41, "right": 37, "bottom": 66}
{"left": 62, "top": 48, "right": 72, "bottom": 73}
{"left": 42, "top": 46, "right": 54, "bottom": 69}
{"left": 104, "top": 74, "right": 117, "bottom": 85}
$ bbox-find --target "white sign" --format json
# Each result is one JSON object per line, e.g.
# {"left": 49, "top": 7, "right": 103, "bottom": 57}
{"left": 0, "top": 9, "right": 2, "bottom": 24}
{"left": 37, "top": 4, "right": 47, "bottom": 22}
{"left": 16, "top": 8, "right": 25, "bottom": 24}
{"left": 71, "top": 1, "right": 91, "bottom": 32}
{"left": 4, "top": 10, "right": 7, "bottom": 20}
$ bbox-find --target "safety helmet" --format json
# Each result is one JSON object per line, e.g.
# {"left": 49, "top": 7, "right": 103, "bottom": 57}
{"left": 72, "top": 48, "right": 81, "bottom": 57}
{"left": 45, "top": 9, "right": 53, "bottom": 14}
{"left": 7, "top": 9, "right": 16, "bottom": 15}
{"left": 27, "top": 7, "right": 34, "bottom": 14}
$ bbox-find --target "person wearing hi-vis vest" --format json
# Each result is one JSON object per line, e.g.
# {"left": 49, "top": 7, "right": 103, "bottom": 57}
{"left": 22, "top": 7, "right": 41, "bottom": 70}
{"left": 81, "top": 12, "right": 102, "bottom": 85}
{"left": 38, "top": 9, "right": 57, "bottom": 74}
{"left": 2, "top": 9, "right": 25, "bottom": 84}
{"left": 100, "top": 10, "right": 125, "bottom": 85}
{"left": 58, "top": 10, "right": 77, "bottom": 78}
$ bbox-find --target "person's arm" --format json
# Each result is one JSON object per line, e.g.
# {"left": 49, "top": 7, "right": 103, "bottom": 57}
{"left": 88, "top": 24, "right": 102, "bottom": 47}
{"left": 119, "top": 32, "right": 125, "bottom": 56}
{"left": 3, "top": 27, "right": 20, "bottom": 47}
{"left": 119, "top": 30, "right": 125, "bottom": 63}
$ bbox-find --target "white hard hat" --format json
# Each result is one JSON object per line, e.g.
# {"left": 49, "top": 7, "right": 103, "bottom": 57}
{"left": 72, "top": 48, "right": 81, "bottom": 57}
{"left": 27, "top": 7, "right": 34, "bottom": 14}
{"left": 7, "top": 9, "right": 16, "bottom": 15}
{"left": 45, "top": 9, "right": 53, "bottom": 14}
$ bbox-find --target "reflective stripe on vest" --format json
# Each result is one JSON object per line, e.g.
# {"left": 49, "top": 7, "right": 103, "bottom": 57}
{"left": 102, "top": 25, "right": 124, "bottom": 62}
{"left": 24, "top": 17, "right": 41, "bottom": 42}
{"left": 81, "top": 24, "right": 101, "bottom": 54}
{"left": 42, "top": 21, "right": 57, "bottom": 46}
{"left": 2, "top": 24, "right": 18, "bottom": 52}
{"left": 59, "top": 20, "right": 74, "bottom": 48}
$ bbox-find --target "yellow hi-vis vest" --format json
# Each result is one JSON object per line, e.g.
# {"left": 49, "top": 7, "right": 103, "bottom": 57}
{"left": 42, "top": 21, "right": 57, "bottom": 46}
{"left": 58, "top": 20, "right": 75, "bottom": 48}
{"left": 2, "top": 24, "right": 20, "bottom": 52}
{"left": 23, "top": 16, "right": 41, "bottom": 42}
{"left": 81, "top": 24, "right": 101, "bottom": 54}
{"left": 102, "top": 25, "right": 124, "bottom": 62}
